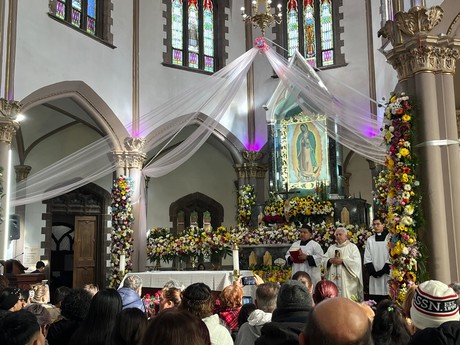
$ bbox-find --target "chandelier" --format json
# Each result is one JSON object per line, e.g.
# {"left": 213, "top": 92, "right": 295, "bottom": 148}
{"left": 241, "top": 0, "right": 282, "bottom": 36}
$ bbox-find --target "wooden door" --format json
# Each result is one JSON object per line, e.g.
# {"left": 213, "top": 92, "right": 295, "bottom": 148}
{"left": 73, "top": 216, "right": 97, "bottom": 288}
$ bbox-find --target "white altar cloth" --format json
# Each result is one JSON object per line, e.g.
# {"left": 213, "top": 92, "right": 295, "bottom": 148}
{"left": 120, "top": 270, "right": 256, "bottom": 296}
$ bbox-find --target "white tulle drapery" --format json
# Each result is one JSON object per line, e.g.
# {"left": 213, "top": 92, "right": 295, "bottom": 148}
{"left": 10, "top": 41, "right": 386, "bottom": 207}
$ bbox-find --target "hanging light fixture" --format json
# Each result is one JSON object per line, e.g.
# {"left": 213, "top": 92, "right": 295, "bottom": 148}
{"left": 241, "top": 0, "right": 282, "bottom": 36}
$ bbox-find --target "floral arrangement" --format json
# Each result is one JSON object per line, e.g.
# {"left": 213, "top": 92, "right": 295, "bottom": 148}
{"left": 264, "top": 195, "right": 334, "bottom": 224}
{"left": 252, "top": 266, "right": 292, "bottom": 283}
{"left": 381, "top": 93, "right": 422, "bottom": 304}
{"left": 110, "top": 176, "right": 135, "bottom": 288}
{"left": 142, "top": 292, "right": 160, "bottom": 316}
{"left": 311, "top": 222, "right": 373, "bottom": 251}
{"left": 237, "top": 184, "right": 256, "bottom": 226}
{"left": 146, "top": 227, "right": 176, "bottom": 263}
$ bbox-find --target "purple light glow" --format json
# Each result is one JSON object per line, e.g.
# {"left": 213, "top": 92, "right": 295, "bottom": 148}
{"left": 245, "top": 138, "right": 266, "bottom": 151}
{"left": 363, "top": 127, "right": 380, "bottom": 138}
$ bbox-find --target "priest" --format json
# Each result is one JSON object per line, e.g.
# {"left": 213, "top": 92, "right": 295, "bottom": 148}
{"left": 323, "top": 227, "right": 363, "bottom": 300}
{"left": 285, "top": 223, "right": 324, "bottom": 288}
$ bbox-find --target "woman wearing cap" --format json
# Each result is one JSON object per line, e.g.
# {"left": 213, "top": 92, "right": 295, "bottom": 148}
{"left": 0, "top": 287, "right": 23, "bottom": 316}
{"left": 285, "top": 223, "right": 324, "bottom": 288}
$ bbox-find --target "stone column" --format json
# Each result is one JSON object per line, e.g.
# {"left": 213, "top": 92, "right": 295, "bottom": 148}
{"left": 0, "top": 99, "right": 20, "bottom": 260}
{"left": 380, "top": 5, "right": 460, "bottom": 281}
{"left": 113, "top": 137, "right": 146, "bottom": 271}
{"left": 12, "top": 165, "right": 31, "bottom": 261}
{"left": 234, "top": 150, "right": 267, "bottom": 204}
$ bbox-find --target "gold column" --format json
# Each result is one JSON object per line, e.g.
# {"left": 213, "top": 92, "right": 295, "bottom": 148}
{"left": 113, "top": 137, "right": 146, "bottom": 271}
{"left": 379, "top": 5, "right": 460, "bottom": 281}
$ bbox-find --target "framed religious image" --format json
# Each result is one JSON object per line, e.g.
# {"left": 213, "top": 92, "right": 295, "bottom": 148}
{"left": 279, "top": 115, "right": 329, "bottom": 191}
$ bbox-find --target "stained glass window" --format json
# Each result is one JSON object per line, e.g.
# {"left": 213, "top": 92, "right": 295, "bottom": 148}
{"left": 285, "top": 0, "right": 337, "bottom": 68}
{"left": 50, "top": 0, "right": 102, "bottom": 38}
{"left": 169, "top": 0, "right": 216, "bottom": 72}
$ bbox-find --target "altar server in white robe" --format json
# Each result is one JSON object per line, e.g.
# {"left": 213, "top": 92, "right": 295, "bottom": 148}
{"left": 323, "top": 227, "right": 363, "bottom": 300}
{"left": 285, "top": 224, "right": 324, "bottom": 288}
{"left": 364, "top": 217, "right": 391, "bottom": 303}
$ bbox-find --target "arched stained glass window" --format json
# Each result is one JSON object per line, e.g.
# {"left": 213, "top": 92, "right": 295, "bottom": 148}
{"left": 166, "top": 0, "right": 221, "bottom": 73}
{"left": 50, "top": 0, "right": 110, "bottom": 41}
{"left": 284, "top": 0, "right": 341, "bottom": 68}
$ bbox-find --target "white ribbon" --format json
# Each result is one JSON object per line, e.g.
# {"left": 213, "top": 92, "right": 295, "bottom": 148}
{"left": 415, "top": 139, "right": 460, "bottom": 148}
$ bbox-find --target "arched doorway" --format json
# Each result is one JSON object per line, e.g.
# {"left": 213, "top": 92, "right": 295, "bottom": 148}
{"left": 42, "top": 183, "right": 111, "bottom": 295}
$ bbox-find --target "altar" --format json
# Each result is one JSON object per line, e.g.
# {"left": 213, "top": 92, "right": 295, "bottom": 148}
{"left": 120, "top": 270, "right": 256, "bottom": 297}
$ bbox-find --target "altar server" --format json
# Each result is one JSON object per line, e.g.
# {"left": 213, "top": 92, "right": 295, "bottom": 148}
{"left": 285, "top": 224, "right": 324, "bottom": 288}
{"left": 364, "top": 217, "right": 391, "bottom": 303}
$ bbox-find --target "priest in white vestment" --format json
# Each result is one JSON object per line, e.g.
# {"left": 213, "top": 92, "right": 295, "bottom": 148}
{"left": 286, "top": 224, "right": 324, "bottom": 288}
{"left": 323, "top": 227, "right": 363, "bottom": 300}
{"left": 364, "top": 217, "right": 391, "bottom": 303}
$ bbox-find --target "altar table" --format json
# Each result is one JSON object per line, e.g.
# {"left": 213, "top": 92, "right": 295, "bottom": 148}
{"left": 120, "top": 270, "right": 256, "bottom": 296}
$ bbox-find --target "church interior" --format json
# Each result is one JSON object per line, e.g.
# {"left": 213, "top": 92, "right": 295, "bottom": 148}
{"left": 0, "top": 0, "right": 460, "bottom": 294}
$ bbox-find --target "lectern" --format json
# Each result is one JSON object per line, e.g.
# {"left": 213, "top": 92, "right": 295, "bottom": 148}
{"left": 0, "top": 259, "right": 44, "bottom": 289}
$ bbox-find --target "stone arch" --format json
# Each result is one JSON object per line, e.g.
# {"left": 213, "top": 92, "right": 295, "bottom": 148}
{"left": 144, "top": 113, "right": 246, "bottom": 165}
{"left": 19, "top": 80, "right": 128, "bottom": 151}
{"left": 42, "top": 182, "right": 111, "bottom": 289}
{"left": 169, "top": 192, "right": 224, "bottom": 233}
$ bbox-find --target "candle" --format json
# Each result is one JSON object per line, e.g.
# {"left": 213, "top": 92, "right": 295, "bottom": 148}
{"left": 232, "top": 246, "right": 240, "bottom": 274}
{"left": 119, "top": 254, "right": 126, "bottom": 274}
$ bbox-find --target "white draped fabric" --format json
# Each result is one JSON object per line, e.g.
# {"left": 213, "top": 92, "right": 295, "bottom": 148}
{"left": 11, "top": 41, "right": 386, "bottom": 206}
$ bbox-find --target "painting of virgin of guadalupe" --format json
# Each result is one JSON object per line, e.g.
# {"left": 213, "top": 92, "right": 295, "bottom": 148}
{"left": 281, "top": 119, "right": 329, "bottom": 190}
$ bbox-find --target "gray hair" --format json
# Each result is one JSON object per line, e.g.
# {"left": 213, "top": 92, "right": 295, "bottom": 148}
{"left": 163, "top": 279, "right": 185, "bottom": 291}
{"left": 335, "top": 227, "right": 348, "bottom": 236}
{"left": 123, "top": 275, "right": 143, "bottom": 291}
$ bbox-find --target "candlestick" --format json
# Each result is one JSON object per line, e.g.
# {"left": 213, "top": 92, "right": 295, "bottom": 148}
{"left": 232, "top": 244, "right": 240, "bottom": 279}
{"left": 119, "top": 253, "right": 126, "bottom": 274}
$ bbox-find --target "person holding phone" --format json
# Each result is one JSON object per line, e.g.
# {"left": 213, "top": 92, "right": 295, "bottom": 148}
{"left": 322, "top": 227, "right": 363, "bottom": 300}
{"left": 285, "top": 223, "right": 324, "bottom": 288}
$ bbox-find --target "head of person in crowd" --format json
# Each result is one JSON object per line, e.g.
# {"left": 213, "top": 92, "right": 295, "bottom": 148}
{"left": 0, "top": 309, "right": 46, "bottom": 345}
{"left": 0, "top": 287, "right": 22, "bottom": 312}
{"left": 163, "top": 279, "right": 185, "bottom": 291}
{"left": 25, "top": 303, "right": 52, "bottom": 339}
{"left": 238, "top": 302, "right": 256, "bottom": 328}
{"left": 371, "top": 299, "right": 411, "bottom": 345}
{"left": 313, "top": 279, "right": 338, "bottom": 305}
{"left": 219, "top": 283, "right": 243, "bottom": 310}
{"left": 180, "top": 282, "right": 213, "bottom": 319}
{"left": 159, "top": 287, "right": 182, "bottom": 311}
{"left": 255, "top": 282, "right": 279, "bottom": 313}
{"left": 18, "top": 288, "right": 31, "bottom": 308}
{"left": 292, "top": 271, "right": 313, "bottom": 293}
{"left": 334, "top": 227, "right": 349, "bottom": 245}
{"left": 31, "top": 283, "right": 49, "bottom": 304}
{"left": 300, "top": 297, "right": 373, "bottom": 345}
{"left": 112, "top": 308, "right": 148, "bottom": 345}
{"left": 60, "top": 288, "right": 92, "bottom": 322}
{"left": 122, "top": 275, "right": 143, "bottom": 295}
{"left": 53, "top": 286, "right": 72, "bottom": 307}
{"left": 69, "top": 288, "right": 123, "bottom": 345}
{"left": 449, "top": 282, "right": 460, "bottom": 306}
{"left": 272, "top": 280, "right": 313, "bottom": 320}
{"left": 83, "top": 284, "right": 99, "bottom": 297}
{"left": 141, "top": 308, "right": 211, "bottom": 345}
{"left": 197, "top": 263, "right": 206, "bottom": 270}
{"left": 410, "top": 280, "right": 460, "bottom": 330}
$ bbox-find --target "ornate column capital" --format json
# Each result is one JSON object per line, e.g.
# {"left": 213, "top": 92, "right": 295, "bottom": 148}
{"left": 234, "top": 163, "right": 268, "bottom": 179}
{"left": 379, "top": 6, "right": 460, "bottom": 80}
{"left": 0, "top": 98, "right": 21, "bottom": 144}
{"left": 113, "top": 137, "right": 146, "bottom": 169}
{"left": 242, "top": 150, "right": 264, "bottom": 162}
{"left": 14, "top": 165, "right": 32, "bottom": 182}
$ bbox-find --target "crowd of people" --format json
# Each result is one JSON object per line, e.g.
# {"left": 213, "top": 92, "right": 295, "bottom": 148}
{"left": 1, "top": 220, "right": 460, "bottom": 345}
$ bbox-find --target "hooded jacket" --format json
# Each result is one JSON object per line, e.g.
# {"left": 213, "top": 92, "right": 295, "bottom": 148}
{"left": 117, "top": 287, "right": 145, "bottom": 312}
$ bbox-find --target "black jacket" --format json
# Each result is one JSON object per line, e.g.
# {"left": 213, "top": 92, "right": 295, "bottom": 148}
{"left": 408, "top": 321, "right": 460, "bottom": 345}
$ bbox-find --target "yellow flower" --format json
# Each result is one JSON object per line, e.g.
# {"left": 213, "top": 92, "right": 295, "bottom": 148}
{"left": 402, "top": 114, "right": 411, "bottom": 122}
{"left": 399, "top": 148, "right": 410, "bottom": 157}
